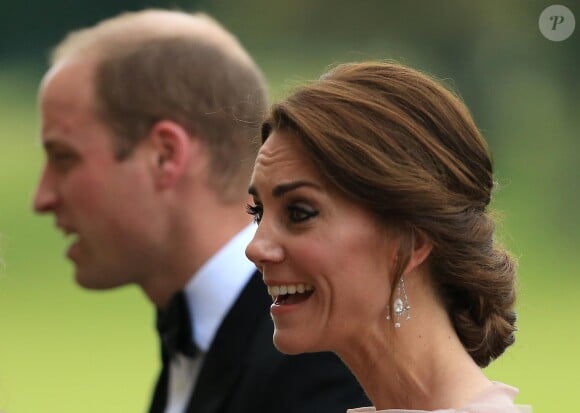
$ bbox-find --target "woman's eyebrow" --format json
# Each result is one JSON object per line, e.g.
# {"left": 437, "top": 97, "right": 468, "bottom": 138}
{"left": 248, "top": 180, "right": 321, "bottom": 198}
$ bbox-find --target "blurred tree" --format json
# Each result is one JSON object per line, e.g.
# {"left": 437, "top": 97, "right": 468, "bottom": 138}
{"left": 0, "top": 0, "right": 203, "bottom": 63}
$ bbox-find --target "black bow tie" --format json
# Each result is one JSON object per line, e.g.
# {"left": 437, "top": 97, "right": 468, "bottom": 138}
{"left": 156, "top": 291, "right": 199, "bottom": 358}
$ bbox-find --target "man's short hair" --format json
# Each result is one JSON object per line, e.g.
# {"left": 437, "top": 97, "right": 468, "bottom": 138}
{"left": 52, "top": 10, "right": 268, "bottom": 201}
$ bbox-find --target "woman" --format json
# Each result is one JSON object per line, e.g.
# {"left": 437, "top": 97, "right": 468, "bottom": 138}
{"left": 245, "top": 62, "right": 529, "bottom": 412}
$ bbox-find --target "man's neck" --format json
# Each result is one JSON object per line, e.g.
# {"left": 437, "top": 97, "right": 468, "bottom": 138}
{"left": 142, "top": 210, "right": 253, "bottom": 308}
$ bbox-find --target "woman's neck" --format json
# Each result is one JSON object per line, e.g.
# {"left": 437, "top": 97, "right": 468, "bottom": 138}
{"left": 336, "top": 293, "right": 491, "bottom": 410}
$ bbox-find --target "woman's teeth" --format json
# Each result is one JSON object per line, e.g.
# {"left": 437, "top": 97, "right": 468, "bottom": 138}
{"left": 267, "top": 283, "right": 314, "bottom": 297}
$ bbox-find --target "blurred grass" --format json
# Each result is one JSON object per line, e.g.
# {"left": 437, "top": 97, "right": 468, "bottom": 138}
{"left": 1, "top": 50, "right": 579, "bottom": 413}
{"left": 0, "top": 70, "right": 157, "bottom": 413}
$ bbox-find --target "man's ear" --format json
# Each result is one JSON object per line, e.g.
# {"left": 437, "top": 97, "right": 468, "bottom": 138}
{"left": 148, "top": 120, "right": 199, "bottom": 189}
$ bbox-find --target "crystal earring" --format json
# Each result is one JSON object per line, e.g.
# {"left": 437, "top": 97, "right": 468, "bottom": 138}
{"left": 386, "top": 276, "right": 411, "bottom": 328}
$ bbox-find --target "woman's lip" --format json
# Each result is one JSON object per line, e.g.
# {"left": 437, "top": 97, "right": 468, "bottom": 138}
{"left": 263, "top": 279, "right": 310, "bottom": 286}
{"left": 270, "top": 289, "right": 315, "bottom": 315}
{"left": 271, "top": 299, "right": 306, "bottom": 313}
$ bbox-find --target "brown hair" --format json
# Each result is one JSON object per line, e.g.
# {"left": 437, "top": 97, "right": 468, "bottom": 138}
{"left": 261, "top": 61, "right": 516, "bottom": 367}
{"left": 51, "top": 10, "right": 268, "bottom": 202}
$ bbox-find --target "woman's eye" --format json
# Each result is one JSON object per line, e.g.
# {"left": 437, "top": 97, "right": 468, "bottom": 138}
{"left": 288, "top": 205, "right": 318, "bottom": 223}
{"left": 246, "top": 203, "right": 263, "bottom": 224}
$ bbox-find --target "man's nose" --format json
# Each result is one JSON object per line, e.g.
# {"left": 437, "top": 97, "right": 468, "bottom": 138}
{"left": 33, "top": 169, "right": 59, "bottom": 213}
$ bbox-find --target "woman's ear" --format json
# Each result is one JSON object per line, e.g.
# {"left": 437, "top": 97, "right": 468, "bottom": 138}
{"left": 147, "top": 120, "right": 199, "bottom": 189}
{"left": 403, "top": 228, "right": 433, "bottom": 276}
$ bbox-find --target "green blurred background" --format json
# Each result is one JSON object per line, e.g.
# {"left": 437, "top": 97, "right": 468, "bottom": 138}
{"left": 0, "top": 1, "right": 578, "bottom": 411}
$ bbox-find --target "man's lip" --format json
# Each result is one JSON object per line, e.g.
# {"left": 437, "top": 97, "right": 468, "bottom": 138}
{"left": 56, "top": 222, "right": 77, "bottom": 235}
{"left": 66, "top": 239, "right": 81, "bottom": 261}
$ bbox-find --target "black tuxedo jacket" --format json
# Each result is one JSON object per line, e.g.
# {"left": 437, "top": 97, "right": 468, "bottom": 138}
{"left": 149, "top": 271, "right": 369, "bottom": 413}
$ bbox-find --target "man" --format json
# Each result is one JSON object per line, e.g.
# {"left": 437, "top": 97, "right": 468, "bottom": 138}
{"left": 33, "top": 9, "right": 368, "bottom": 413}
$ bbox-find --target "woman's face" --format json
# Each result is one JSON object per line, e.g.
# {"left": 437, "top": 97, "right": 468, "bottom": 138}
{"left": 245, "top": 130, "right": 400, "bottom": 354}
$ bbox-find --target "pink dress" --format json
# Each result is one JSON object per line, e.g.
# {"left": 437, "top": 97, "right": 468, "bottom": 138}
{"left": 347, "top": 382, "right": 531, "bottom": 413}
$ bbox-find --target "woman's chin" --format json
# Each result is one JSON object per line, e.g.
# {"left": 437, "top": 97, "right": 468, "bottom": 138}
{"left": 273, "top": 330, "right": 323, "bottom": 355}
{"left": 273, "top": 336, "right": 302, "bottom": 355}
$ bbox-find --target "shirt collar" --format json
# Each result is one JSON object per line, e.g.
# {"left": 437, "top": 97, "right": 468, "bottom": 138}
{"left": 183, "top": 224, "right": 258, "bottom": 352}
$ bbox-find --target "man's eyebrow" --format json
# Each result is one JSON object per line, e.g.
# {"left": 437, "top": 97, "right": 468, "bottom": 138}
{"left": 42, "top": 139, "right": 70, "bottom": 151}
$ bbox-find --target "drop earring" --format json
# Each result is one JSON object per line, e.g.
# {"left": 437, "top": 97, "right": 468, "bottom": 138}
{"left": 386, "top": 277, "right": 411, "bottom": 328}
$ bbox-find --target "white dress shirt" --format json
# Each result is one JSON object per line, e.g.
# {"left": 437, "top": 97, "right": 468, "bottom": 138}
{"left": 165, "top": 224, "right": 258, "bottom": 413}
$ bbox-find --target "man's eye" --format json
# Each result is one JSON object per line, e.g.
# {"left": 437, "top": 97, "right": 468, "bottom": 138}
{"left": 50, "top": 152, "right": 74, "bottom": 161}
{"left": 49, "top": 152, "right": 78, "bottom": 169}
{"left": 288, "top": 205, "right": 318, "bottom": 223}
{"left": 246, "top": 203, "right": 263, "bottom": 224}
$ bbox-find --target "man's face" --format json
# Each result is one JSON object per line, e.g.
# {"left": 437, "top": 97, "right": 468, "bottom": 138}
{"left": 34, "top": 58, "right": 161, "bottom": 289}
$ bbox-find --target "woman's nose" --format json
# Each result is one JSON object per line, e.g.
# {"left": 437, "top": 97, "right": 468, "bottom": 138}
{"left": 245, "top": 224, "right": 285, "bottom": 271}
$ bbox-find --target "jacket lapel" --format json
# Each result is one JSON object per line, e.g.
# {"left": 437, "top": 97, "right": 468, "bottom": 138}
{"left": 148, "top": 345, "right": 170, "bottom": 413}
{"left": 187, "top": 271, "right": 270, "bottom": 413}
